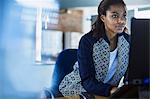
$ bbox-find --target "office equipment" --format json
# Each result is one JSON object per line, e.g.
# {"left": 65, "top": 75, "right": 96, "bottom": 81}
{"left": 128, "top": 17, "right": 150, "bottom": 85}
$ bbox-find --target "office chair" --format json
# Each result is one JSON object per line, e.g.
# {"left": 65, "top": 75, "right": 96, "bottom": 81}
{"left": 42, "top": 49, "right": 78, "bottom": 99}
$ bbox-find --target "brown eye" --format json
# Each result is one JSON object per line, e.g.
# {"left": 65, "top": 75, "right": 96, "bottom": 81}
{"left": 112, "top": 14, "right": 118, "bottom": 18}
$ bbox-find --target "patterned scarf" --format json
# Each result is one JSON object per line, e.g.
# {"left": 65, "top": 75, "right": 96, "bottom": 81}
{"left": 93, "top": 35, "right": 130, "bottom": 85}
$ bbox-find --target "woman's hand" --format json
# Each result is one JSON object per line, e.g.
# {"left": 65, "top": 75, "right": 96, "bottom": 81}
{"left": 110, "top": 87, "right": 118, "bottom": 94}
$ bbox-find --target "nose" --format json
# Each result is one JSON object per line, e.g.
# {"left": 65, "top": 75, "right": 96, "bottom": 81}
{"left": 118, "top": 17, "right": 126, "bottom": 24}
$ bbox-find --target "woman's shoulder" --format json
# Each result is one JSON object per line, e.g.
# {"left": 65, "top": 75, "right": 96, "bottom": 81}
{"left": 124, "top": 32, "right": 131, "bottom": 43}
{"left": 81, "top": 31, "right": 93, "bottom": 38}
{"left": 123, "top": 32, "right": 130, "bottom": 37}
{"left": 80, "top": 31, "right": 98, "bottom": 42}
{"left": 119, "top": 32, "right": 131, "bottom": 43}
{"left": 79, "top": 31, "right": 98, "bottom": 48}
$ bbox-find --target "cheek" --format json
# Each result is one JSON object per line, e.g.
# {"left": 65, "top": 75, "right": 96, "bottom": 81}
{"left": 106, "top": 21, "right": 116, "bottom": 30}
{"left": 105, "top": 21, "right": 121, "bottom": 33}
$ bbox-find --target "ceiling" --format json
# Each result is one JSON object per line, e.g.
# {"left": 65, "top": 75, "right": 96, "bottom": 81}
{"left": 58, "top": 0, "right": 150, "bottom": 9}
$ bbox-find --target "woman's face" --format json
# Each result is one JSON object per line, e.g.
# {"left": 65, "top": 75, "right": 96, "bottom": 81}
{"left": 101, "top": 4, "right": 127, "bottom": 35}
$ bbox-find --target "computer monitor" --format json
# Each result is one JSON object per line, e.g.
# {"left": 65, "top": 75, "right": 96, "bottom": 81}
{"left": 128, "top": 17, "right": 150, "bottom": 85}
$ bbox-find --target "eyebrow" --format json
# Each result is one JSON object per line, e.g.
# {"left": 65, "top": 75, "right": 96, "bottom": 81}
{"left": 111, "top": 12, "right": 119, "bottom": 14}
{"left": 111, "top": 11, "right": 126, "bottom": 14}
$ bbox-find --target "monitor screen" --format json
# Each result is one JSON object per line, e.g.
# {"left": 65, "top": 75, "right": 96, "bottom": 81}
{"left": 128, "top": 17, "right": 150, "bottom": 85}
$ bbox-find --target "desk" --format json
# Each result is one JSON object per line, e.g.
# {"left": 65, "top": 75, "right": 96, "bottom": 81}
{"left": 109, "top": 85, "right": 150, "bottom": 99}
{"left": 54, "top": 85, "right": 150, "bottom": 99}
{"left": 55, "top": 95, "right": 107, "bottom": 99}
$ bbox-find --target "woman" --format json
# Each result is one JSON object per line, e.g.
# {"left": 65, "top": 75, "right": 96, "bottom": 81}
{"left": 59, "top": 0, "right": 130, "bottom": 97}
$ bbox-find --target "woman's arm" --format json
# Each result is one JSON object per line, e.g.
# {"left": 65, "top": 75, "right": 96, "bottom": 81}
{"left": 77, "top": 33, "right": 113, "bottom": 96}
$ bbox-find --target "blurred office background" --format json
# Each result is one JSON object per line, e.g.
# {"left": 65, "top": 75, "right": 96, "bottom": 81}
{"left": 0, "top": 0, "right": 149, "bottom": 99}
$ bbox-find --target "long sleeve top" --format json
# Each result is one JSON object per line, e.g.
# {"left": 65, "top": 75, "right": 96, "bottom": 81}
{"left": 77, "top": 31, "right": 130, "bottom": 96}
{"left": 59, "top": 31, "right": 130, "bottom": 96}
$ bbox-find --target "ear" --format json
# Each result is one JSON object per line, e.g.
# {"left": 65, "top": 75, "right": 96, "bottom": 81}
{"left": 100, "top": 15, "right": 105, "bottom": 22}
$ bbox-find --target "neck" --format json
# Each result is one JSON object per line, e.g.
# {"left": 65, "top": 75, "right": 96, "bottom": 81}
{"left": 106, "top": 32, "right": 117, "bottom": 43}
{"left": 106, "top": 32, "right": 117, "bottom": 51}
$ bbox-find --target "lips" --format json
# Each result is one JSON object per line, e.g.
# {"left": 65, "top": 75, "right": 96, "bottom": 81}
{"left": 116, "top": 26, "right": 125, "bottom": 30}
